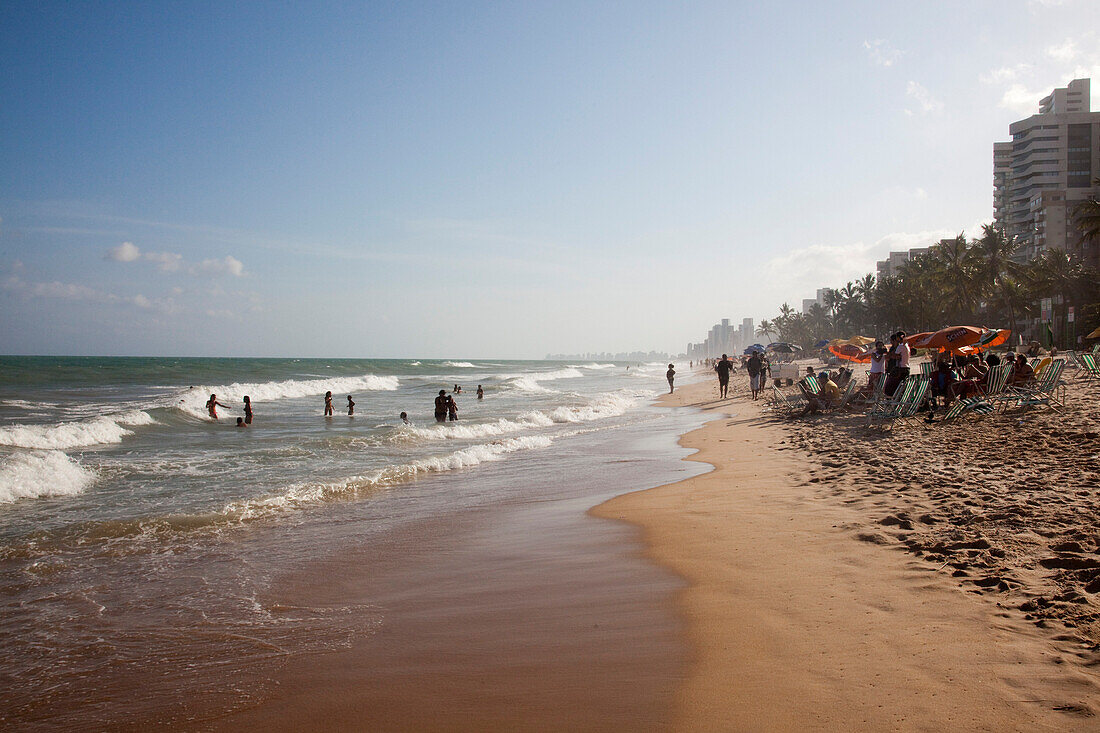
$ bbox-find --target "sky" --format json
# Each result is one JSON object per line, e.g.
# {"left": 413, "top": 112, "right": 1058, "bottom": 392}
{"left": 2, "top": 0, "right": 1099, "bottom": 358}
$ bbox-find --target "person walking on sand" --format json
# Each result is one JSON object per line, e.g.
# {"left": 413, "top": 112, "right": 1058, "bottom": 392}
{"left": 666, "top": 364, "right": 676, "bottom": 393}
{"left": 346, "top": 395, "right": 355, "bottom": 416}
{"left": 746, "top": 352, "right": 764, "bottom": 400}
{"left": 242, "top": 396, "right": 253, "bottom": 424}
{"left": 324, "top": 391, "right": 334, "bottom": 416}
{"left": 447, "top": 394, "right": 458, "bottom": 421}
{"left": 714, "top": 354, "right": 735, "bottom": 398}
{"left": 435, "top": 390, "right": 448, "bottom": 423}
{"left": 206, "top": 394, "right": 230, "bottom": 419}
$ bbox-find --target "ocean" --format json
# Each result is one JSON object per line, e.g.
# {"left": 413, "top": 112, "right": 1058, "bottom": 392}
{"left": 0, "top": 357, "right": 707, "bottom": 728}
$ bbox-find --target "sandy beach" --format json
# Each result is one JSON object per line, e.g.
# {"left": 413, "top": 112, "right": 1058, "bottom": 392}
{"left": 594, "top": 370, "right": 1100, "bottom": 730}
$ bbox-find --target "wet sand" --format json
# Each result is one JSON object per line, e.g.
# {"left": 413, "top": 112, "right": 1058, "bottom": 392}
{"left": 594, "top": 376, "right": 1100, "bottom": 730}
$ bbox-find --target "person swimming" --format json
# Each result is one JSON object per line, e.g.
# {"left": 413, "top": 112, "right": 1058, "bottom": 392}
{"left": 400, "top": 411, "right": 410, "bottom": 424}
{"left": 236, "top": 417, "right": 248, "bottom": 427}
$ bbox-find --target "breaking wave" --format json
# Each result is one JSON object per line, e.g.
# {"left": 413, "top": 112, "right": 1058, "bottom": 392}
{"left": 0, "top": 411, "right": 157, "bottom": 450}
{"left": 176, "top": 374, "right": 399, "bottom": 418}
{"left": 0, "top": 451, "right": 97, "bottom": 504}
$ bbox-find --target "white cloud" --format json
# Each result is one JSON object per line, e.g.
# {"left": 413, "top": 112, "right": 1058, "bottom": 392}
{"left": 199, "top": 256, "right": 244, "bottom": 277}
{"left": 905, "top": 81, "right": 944, "bottom": 114}
{"left": 763, "top": 229, "right": 957, "bottom": 300}
{"left": 3, "top": 273, "right": 174, "bottom": 312}
{"left": 105, "top": 244, "right": 244, "bottom": 277}
{"left": 863, "top": 39, "right": 902, "bottom": 67}
{"left": 144, "top": 251, "right": 184, "bottom": 272}
{"left": 107, "top": 241, "right": 141, "bottom": 262}
{"left": 998, "top": 83, "right": 1045, "bottom": 114}
{"left": 1046, "top": 39, "right": 1077, "bottom": 62}
{"left": 979, "top": 64, "right": 1032, "bottom": 85}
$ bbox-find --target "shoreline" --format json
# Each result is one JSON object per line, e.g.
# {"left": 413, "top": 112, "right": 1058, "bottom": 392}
{"left": 593, "top": 376, "right": 1099, "bottom": 729}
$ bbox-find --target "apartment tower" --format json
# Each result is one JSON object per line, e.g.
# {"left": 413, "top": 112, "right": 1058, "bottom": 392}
{"left": 993, "top": 78, "right": 1100, "bottom": 268}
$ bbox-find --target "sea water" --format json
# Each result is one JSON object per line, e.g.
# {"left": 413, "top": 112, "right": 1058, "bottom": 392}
{"left": 0, "top": 357, "right": 706, "bottom": 728}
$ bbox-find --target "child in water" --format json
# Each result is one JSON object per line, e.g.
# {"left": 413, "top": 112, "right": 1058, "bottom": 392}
{"left": 476, "top": 385, "right": 484, "bottom": 399}
{"left": 347, "top": 395, "right": 355, "bottom": 416}
{"left": 324, "top": 391, "right": 334, "bottom": 416}
{"left": 400, "top": 411, "right": 410, "bottom": 424}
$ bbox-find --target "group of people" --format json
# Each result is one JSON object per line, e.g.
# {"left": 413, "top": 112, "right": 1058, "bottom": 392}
{"left": 710, "top": 352, "right": 773, "bottom": 400}
{"left": 203, "top": 383, "right": 489, "bottom": 427}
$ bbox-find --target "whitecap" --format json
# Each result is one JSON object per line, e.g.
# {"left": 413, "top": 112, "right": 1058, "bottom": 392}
{"left": 175, "top": 374, "right": 399, "bottom": 419}
{"left": 0, "top": 411, "right": 157, "bottom": 450}
{"left": 0, "top": 451, "right": 97, "bottom": 504}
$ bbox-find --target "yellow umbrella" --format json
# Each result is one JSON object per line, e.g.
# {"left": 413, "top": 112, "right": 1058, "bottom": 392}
{"left": 1087, "top": 326, "right": 1100, "bottom": 340}
{"left": 843, "top": 336, "right": 876, "bottom": 347}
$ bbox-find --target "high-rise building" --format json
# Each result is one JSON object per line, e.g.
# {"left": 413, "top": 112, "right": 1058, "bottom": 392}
{"left": 993, "top": 78, "right": 1100, "bottom": 268}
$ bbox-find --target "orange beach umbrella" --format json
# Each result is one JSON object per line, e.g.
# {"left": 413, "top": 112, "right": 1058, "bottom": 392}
{"left": 828, "top": 343, "right": 873, "bottom": 363}
{"left": 909, "top": 326, "right": 984, "bottom": 352}
{"left": 970, "top": 328, "right": 1011, "bottom": 352}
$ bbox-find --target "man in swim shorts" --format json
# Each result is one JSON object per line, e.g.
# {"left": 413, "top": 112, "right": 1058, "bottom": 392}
{"left": 714, "top": 354, "right": 735, "bottom": 398}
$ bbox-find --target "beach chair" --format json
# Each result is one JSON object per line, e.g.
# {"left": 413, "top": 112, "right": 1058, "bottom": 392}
{"left": 978, "top": 362, "right": 1011, "bottom": 399}
{"left": 835, "top": 378, "right": 858, "bottom": 409}
{"left": 941, "top": 395, "right": 996, "bottom": 422}
{"left": 1078, "top": 353, "right": 1100, "bottom": 382}
{"left": 919, "top": 361, "right": 934, "bottom": 377}
{"left": 768, "top": 386, "right": 805, "bottom": 416}
{"left": 867, "top": 376, "right": 919, "bottom": 424}
{"left": 1003, "top": 359, "right": 1066, "bottom": 410}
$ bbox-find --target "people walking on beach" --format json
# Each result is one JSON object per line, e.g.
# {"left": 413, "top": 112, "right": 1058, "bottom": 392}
{"left": 206, "top": 394, "right": 230, "bottom": 419}
{"left": 746, "top": 352, "right": 764, "bottom": 400}
{"left": 666, "top": 364, "right": 675, "bottom": 393}
{"left": 324, "top": 391, "right": 334, "bottom": 416}
{"left": 347, "top": 395, "right": 355, "bottom": 416}
{"left": 476, "top": 385, "right": 484, "bottom": 399}
{"left": 714, "top": 354, "right": 735, "bottom": 398}
{"left": 883, "top": 331, "right": 910, "bottom": 397}
{"left": 242, "top": 396, "right": 253, "bottom": 424}
{"left": 435, "top": 390, "right": 448, "bottom": 423}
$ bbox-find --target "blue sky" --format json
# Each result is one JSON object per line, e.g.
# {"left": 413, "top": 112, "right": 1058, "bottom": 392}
{"left": 2, "top": 0, "right": 1098, "bottom": 357}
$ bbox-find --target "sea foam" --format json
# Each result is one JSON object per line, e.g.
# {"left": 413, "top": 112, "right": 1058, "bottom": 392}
{"left": 224, "top": 435, "right": 553, "bottom": 520}
{"left": 176, "top": 374, "right": 399, "bottom": 418}
{"left": 0, "top": 451, "right": 97, "bottom": 504}
{"left": 0, "top": 411, "right": 157, "bottom": 450}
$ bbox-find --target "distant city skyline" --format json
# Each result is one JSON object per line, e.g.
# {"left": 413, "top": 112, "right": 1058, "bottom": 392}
{"left": 3, "top": 1, "right": 1099, "bottom": 358}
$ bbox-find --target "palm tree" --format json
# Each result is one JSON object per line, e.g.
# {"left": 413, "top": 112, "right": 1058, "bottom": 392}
{"left": 932, "top": 233, "right": 976, "bottom": 324}
{"left": 1074, "top": 183, "right": 1100, "bottom": 244}
{"left": 974, "top": 224, "right": 1021, "bottom": 335}
{"left": 755, "top": 319, "right": 775, "bottom": 342}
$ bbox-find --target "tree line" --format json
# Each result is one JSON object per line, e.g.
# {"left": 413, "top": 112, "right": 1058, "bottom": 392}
{"left": 756, "top": 205, "right": 1100, "bottom": 351}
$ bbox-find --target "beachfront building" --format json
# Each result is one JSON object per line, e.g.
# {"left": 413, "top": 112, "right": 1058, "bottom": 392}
{"left": 687, "top": 316, "right": 755, "bottom": 360}
{"left": 993, "top": 78, "right": 1100, "bottom": 269}
{"left": 875, "top": 247, "right": 932, "bottom": 279}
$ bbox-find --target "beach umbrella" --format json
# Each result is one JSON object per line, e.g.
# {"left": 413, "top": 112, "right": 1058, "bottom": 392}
{"left": 842, "top": 336, "right": 876, "bottom": 346}
{"left": 1087, "top": 327, "right": 1100, "bottom": 340}
{"left": 828, "top": 343, "right": 872, "bottom": 363}
{"left": 766, "top": 342, "right": 798, "bottom": 353}
{"left": 813, "top": 339, "right": 830, "bottom": 349}
{"left": 743, "top": 344, "right": 765, "bottom": 354}
{"left": 911, "top": 325, "right": 984, "bottom": 352}
{"left": 969, "top": 328, "right": 1011, "bottom": 352}
{"left": 903, "top": 332, "right": 935, "bottom": 349}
